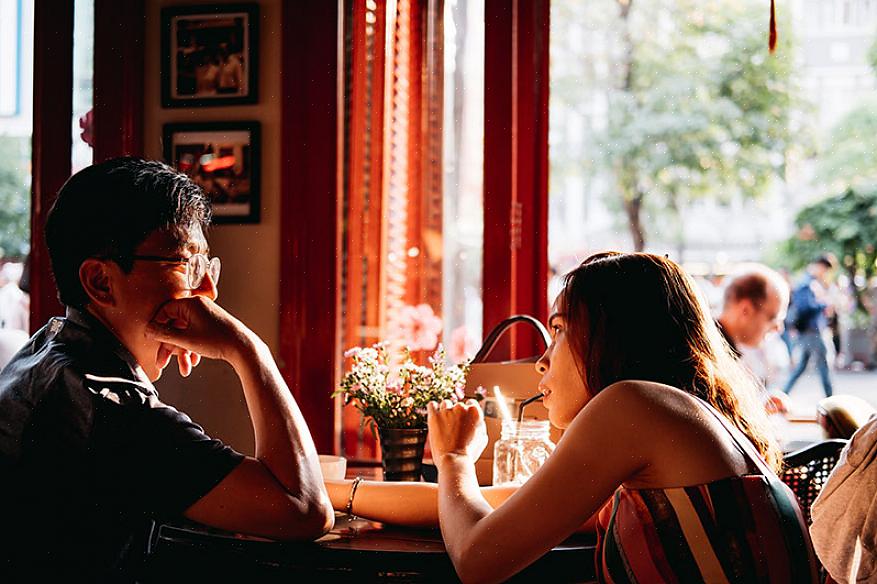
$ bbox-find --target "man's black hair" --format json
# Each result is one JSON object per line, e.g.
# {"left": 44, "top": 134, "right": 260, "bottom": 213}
{"left": 45, "top": 157, "right": 211, "bottom": 309}
{"left": 813, "top": 253, "right": 838, "bottom": 270}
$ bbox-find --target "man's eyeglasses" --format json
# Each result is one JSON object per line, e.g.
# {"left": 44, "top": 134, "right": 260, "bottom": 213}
{"left": 130, "top": 254, "right": 221, "bottom": 290}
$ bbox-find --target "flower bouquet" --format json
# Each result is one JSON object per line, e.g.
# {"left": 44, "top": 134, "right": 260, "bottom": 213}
{"left": 333, "top": 343, "right": 472, "bottom": 480}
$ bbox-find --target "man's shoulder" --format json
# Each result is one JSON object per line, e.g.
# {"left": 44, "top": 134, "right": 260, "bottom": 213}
{"left": 0, "top": 316, "right": 150, "bottom": 427}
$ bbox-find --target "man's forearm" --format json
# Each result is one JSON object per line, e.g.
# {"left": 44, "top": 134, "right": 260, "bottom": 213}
{"left": 230, "top": 335, "right": 324, "bottom": 500}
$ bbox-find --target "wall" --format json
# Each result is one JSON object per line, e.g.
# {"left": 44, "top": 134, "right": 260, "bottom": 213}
{"left": 143, "top": 0, "right": 283, "bottom": 454}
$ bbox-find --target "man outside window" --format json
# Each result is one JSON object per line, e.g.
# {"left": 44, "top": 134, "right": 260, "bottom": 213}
{"left": 717, "top": 264, "right": 789, "bottom": 359}
{"left": 717, "top": 264, "right": 791, "bottom": 414}
{"left": 0, "top": 158, "right": 333, "bottom": 581}
{"left": 782, "top": 254, "right": 838, "bottom": 398}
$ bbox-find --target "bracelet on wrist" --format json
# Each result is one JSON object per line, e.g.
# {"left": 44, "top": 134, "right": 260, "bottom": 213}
{"left": 345, "top": 476, "right": 363, "bottom": 518}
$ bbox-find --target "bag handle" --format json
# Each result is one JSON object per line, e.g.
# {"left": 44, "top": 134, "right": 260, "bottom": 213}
{"left": 472, "top": 315, "right": 551, "bottom": 364}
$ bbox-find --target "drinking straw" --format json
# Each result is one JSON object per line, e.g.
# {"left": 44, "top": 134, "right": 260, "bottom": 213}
{"left": 517, "top": 392, "right": 544, "bottom": 423}
{"left": 493, "top": 386, "right": 513, "bottom": 424}
{"left": 494, "top": 387, "right": 537, "bottom": 482}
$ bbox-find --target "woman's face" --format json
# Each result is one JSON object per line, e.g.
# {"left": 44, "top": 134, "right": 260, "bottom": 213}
{"left": 535, "top": 299, "right": 589, "bottom": 429}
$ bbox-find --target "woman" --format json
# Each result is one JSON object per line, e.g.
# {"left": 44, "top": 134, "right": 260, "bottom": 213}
{"left": 331, "top": 252, "right": 817, "bottom": 583}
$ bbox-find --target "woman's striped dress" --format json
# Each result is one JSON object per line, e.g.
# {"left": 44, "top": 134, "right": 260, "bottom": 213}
{"left": 595, "top": 398, "right": 819, "bottom": 583}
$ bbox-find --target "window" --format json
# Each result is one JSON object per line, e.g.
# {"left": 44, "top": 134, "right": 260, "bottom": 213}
{"left": 338, "top": 0, "right": 484, "bottom": 459}
{"left": 0, "top": 0, "right": 33, "bottom": 334}
{"left": 549, "top": 0, "right": 877, "bottom": 403}
{"left": 72, "top": 0, "right": 94, "bottom": 172}
{"left": 442, "top": 0, "right": 484, "bottom": 362}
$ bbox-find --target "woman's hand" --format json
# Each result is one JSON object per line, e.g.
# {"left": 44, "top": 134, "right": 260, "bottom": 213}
{"left": 427, "top": 399, "right": 488, "bottom": 466}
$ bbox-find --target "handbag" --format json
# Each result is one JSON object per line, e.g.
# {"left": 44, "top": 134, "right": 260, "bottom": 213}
{"left": 465, "top": 315, "right": 563, "bottom": 485}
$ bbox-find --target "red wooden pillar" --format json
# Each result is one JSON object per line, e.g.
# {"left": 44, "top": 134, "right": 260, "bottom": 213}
{"left": 93, "top": 0, "right": 144, "bottom": 162}
{"left": 483, "top": 0, "right": 550, "bottom": 359}
{"left": 279, "top": 1, "right": 340, "bottom": 454}
{"left": 30, "top": 0, "right": 74, "bottom": 332}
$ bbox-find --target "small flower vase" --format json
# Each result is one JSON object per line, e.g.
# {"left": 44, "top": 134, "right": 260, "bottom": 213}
{"left": 377, "top": 427, "right": 428, "bottom": 481}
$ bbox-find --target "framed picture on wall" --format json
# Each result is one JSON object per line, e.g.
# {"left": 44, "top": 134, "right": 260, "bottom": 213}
{"left": 163, "top": 121, "right": 261, "bottom": 224}
{"left": 161, "top": 4, "right": 259, "bottom": 107}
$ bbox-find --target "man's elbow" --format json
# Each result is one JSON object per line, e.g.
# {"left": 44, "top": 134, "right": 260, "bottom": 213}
{"left": 273, "top": 496, "right": 334, "bottom": 541}
{"left": 301, "top": 497, "right": 335, "bottom": 538}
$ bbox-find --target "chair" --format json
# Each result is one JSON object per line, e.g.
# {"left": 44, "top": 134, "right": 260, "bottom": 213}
{"left": 781, "top": 439, "right": 848, "bottom": 525}
{"left": 817, "top": 395, "right": 876, "bottom": 440}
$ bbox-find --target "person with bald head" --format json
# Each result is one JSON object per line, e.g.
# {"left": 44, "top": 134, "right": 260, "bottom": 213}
{"left": 717, "top": 265, "right": 792, "bottom": 415}
{"left": 717, "top": 265, "right": 790, "bottom": 356}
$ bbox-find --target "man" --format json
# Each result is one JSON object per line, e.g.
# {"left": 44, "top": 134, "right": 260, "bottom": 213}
{"left": 0, "top": 158, "right": 333, "bottom": 581}
{"left": 717, "top": 265, "right": 791, "bottom": 414}
{"left": 717, "top": 264, "right": 789, "bottom": 358}
{"left": 783, "top": 254, "right": 837, "bottom": 398}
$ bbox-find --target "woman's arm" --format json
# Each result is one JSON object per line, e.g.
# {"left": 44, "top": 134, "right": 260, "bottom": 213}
{"left": 429, "top": 387, "right": 649, "bottom": 584}
{"left": 326, "top": 480, "right": 519, "bottom": 528}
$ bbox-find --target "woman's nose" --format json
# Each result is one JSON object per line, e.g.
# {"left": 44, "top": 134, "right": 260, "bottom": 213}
{"left": 535, "top": 353, "right": 549, "bottom": 374}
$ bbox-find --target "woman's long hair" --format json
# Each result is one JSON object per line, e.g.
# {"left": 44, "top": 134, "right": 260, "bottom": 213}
{"left": 561, "top": 251, "right": 782, "bottom": 472}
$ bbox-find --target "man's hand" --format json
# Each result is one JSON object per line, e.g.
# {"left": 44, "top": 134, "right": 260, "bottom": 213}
{"left": 156, "top": 342, "right": 202, "bottom": 377}
{"left": 146, "top": 297, "right": 253, "bottom": 366}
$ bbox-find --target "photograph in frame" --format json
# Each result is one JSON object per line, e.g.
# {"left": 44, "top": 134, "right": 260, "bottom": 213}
{"left": 161, "top": 4, "right": 258, "bottom": 107}
{"left": 163, "top": 122, "right": 261, "bottom": 224}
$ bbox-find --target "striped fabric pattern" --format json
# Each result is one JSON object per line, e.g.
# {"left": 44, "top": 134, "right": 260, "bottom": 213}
{"left": 596, "top": 476, "right": 819, "bottom": 583}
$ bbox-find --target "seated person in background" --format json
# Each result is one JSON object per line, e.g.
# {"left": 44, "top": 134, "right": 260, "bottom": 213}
{"left": 332, "top": 252, "right": 818, "bottom": 583}
{"left": 0, "top": 158, "right": 332, "bottom": 581}
{"left": 717, "top": 264, "right": 791, "bottom": 413}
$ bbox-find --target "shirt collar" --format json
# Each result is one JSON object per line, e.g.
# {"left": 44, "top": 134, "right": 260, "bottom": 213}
{"left": 62, "top": 307, "right": 154, "bottom": 388}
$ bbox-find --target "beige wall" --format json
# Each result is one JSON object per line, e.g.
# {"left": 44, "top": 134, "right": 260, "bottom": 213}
{"left": 143, "top": 0, "right": 284, "bottom": 454}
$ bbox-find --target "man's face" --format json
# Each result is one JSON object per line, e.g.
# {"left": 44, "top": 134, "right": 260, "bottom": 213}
{"left": 812, "top": 262, "right": 834, "bottom": 286}
{"left": 105, "top": 226, "right": 218, "bottom": 381}
{"left": 739, "top": 289, "right": 785, "bottom": 348}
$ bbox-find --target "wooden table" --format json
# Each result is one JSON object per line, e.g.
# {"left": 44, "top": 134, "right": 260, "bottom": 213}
{"left": 146, "top": 514, "right": 597, "bottom": 583}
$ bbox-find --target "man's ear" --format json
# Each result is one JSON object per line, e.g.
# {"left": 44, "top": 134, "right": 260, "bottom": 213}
{"left": 79, "top": 259, "right": 116, "bottom": 307}
{"left": 739, "top": 298, "right": 756, "bottom": 316}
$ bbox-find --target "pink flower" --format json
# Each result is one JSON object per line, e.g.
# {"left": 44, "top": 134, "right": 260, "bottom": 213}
{"left": 449, "top": 326, "right": 478, "bottom": 363}
{"left": 79, "top": 109, "right": 94, "bottom": 147}
{"left": 343, "top": 347, "right": 362, "bottom": 359}
{"left": 393, "top": 304, "right": 443, "bottom": 352}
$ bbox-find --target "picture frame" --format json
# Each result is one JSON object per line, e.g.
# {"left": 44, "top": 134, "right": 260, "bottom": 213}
{"left": 161, "top": 4, "right": 259, "bottom": 108}
{"left": 163, "top": 122, "right": 261, "bottom": 224}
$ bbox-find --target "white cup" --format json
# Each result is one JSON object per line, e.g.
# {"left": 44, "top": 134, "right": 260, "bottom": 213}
{"left": 318, "top": 454, "right": 347, "bottom": 481}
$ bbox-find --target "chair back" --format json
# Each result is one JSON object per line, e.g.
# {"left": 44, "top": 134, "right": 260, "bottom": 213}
{"left": 781, "top": 439, "right": 848, "bottom": 524}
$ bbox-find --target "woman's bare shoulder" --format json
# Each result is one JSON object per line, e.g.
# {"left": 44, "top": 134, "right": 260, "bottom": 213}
{"left": 583, "top": 380, "right": 709, "bottom": 430}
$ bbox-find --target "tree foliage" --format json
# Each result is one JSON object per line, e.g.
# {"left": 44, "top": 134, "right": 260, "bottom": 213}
{"left": 598, "top": 0, "right": 803, "bottom": 250}
{"left": 777, "top": 184, "right": 877, "bottom": 315}
{"left": 816, "top": 99, "right": 877, "bottom": 189}
{"left": 0, "top": 137, "right": 30, "bottom": 259}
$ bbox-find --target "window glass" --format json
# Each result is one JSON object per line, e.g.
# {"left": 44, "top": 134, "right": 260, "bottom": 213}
{"left": 442, "top": 0, "right": 484, "bottom": 361}
{"left": 72, "top": 0, "right": 94, "bottom": 172}
{"left": 0, "top": 0, "right": 33, "bottom": 335}
{"left": 550, "top": 0, "right": 877, "bottom": 415}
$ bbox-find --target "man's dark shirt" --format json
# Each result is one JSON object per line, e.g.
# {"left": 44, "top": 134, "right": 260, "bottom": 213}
{"left": 788, "top": 273, "right": 827, "bottom": 333}
{"left": 0, "top": 309, "right": 244, "bottom": 582}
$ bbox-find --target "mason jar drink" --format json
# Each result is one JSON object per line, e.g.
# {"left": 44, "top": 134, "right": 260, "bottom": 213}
{"left": 492, "top": 419, "right": 555, "bottom": 486}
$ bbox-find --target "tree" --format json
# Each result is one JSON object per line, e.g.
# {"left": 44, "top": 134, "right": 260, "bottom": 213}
{"left": 599, "top": 0, "right": 802, "bottom": 251}
{"left": 777, "top": 185, "right": 877, "bottom": 318}
{"left": 0, "top": 137, "right": 30, "bottom": 259}
{"left": 816, "top": 100, "right": 877, "bottom": 189}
